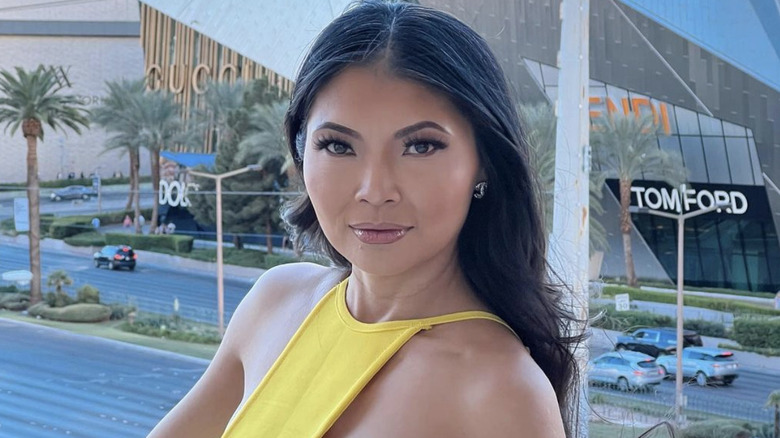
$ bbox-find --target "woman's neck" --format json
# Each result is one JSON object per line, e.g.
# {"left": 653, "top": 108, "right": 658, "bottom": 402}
{"left": 344, "top": 254, "right": 488, "bottom": 324}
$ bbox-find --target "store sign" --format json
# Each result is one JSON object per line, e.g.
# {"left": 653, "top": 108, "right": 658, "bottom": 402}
{"left": 159, "top": 180, "right": 194, "bottom": 207}
{"left": 630, "top": 185, "right": 748, "bottom": 215}
{"left": 589, "top": 96, "right": 672, "bottom": 135}
{"left": 146, "top": 63, "right": 239, "bottom": 95}
{"left": 606, "top": 180, "right": 772, "bottom": 220}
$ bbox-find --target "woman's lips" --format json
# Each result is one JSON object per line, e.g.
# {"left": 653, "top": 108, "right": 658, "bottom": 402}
{"left": 350, "top": 226, "right": 410, "bottom": 244}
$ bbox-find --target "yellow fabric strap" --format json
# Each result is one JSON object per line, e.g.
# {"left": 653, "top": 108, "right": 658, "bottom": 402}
{"left": 222, "top": 279, "right": 515, "bottom": 437}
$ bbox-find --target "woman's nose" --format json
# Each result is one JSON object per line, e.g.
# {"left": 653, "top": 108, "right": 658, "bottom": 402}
{"left": 354, "top": 160, "right": 401, "bottom": 205}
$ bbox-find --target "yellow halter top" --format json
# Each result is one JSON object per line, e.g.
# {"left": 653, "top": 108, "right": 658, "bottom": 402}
{"left": 221, "top": 278, "right": 515, "bottom": 437}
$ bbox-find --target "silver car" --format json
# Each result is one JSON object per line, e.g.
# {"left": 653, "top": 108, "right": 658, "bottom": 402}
{"left": 588, "top": 351, "right": 665, "bottom": 392}
{"left": 655, "top": 347, "right": 739, "bottom": 386}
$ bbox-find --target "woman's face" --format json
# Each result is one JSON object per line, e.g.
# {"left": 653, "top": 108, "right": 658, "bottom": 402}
{"left": 303, "top": 66, "right": 481, "bottom": 275}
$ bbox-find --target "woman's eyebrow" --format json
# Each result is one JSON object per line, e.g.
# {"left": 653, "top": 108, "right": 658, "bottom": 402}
{"left": 313, "top": 122, "right": 363, "bottom": 140}
{"left": 394, "top": 121, "right": 450, "bottom": 139}
{"left": 313, "top": 120, "right": 450, "bottom": 140}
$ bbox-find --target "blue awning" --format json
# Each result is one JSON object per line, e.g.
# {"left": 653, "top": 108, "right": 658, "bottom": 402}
{"left": 160, "top": 151, "right": 216, "bottom": 169}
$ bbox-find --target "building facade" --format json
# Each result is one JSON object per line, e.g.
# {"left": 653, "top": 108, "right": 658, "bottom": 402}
{"left": 0, "top": 0, "right": 147, "bottom": 183}
{"left": 424, "top": 0, "right": 780, "bottom": 292}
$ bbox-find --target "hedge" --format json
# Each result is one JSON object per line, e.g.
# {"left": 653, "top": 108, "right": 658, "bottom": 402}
{"left": 591, "top": 305, "right": 727, "bottom": 337}
{"left": 105, "top": 232, "right": 193, "bottom": 253}
{"left": 64, "top": 231, "right": 106, "bottom": 247}
{"left": 602, "top": 285, "right": 780, "bottom": 317}
{"left": 27, "top": 303, "right": 112, "bottom": 323}
{"left": 0, "top": 293, "right": 30, "bottom": 310}
{"left": 50, "top": 209, "right": 153, "bottom": 239}
{"left": 2, "top": 175, "right": 150, "bottom": 189}
{"left": 731, "top": 317, "right": 780, "bottom": 349}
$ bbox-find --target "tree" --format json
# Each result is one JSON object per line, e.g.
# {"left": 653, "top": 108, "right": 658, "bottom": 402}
{"left": 590, "top": 113, "right": 686, "bottom": 287}
{"left": 518, "top": 102, "right": 608, "bottom": 255}
{"left": 767, "top": 389, "right": 780, "bottom": 438}
{"left": 188, "top": 78, "right": 289, "bottom": 253}
{"left": 46, "top": 269, "right": 73, "bottom": 294}
{"left": 91, "top": 78, "right": 146, "bottom": 233}
{"left": 0, "top": 66, "right": 88, "bottom": 304}
{"left": 196, "top": 79, "right": 246, "bottom": 151}
{"left": 135, "top": 89, "right": 190, "bottom": 231}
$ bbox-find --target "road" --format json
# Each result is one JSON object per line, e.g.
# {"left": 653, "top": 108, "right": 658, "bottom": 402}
{"left": 0, "top": 190, "right": 155, "bottom": 221}
{"left": 0, "top": 318, "right": 208, "bottom": 437}
{"left": 0, "top": 244, "right": 253, "bottom": 324}
{"left": 590, "top": 340, "right": 778, "bottom": 424}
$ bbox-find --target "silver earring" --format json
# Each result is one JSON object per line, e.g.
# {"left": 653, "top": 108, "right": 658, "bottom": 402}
{"left": 473, "top": 182, "right": 487, "bottom": 199}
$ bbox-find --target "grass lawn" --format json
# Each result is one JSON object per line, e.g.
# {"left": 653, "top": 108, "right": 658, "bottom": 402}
{"left": 0, "top": 310, "right": 218, "bottom": 360}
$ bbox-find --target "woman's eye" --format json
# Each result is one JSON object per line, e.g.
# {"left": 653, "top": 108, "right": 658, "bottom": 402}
{"left": 316, "top": 140, "right": 352, "bottom": 155}
{"left": 404, "top": 142, "right": 437, "bottom": 155}
{"left": 327, "top": 142, "right": 350, "bottom": 155}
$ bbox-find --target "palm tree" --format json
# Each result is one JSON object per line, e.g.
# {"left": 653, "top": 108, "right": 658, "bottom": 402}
{"left": 196, "top": 79, "right": 245, "bottom": 151}
{"left": 135, "top": 89, "right": 188, "bottom": 230}
{"left": 0, "top": 66, "right": 88, "bottom": 304}
{"left": 46, "top": 269, "right": 73, "bottom": 295}
{"left": 236, "top": 101, "right": 293, "bottom": 253}
{"left": 91, "top": 79, "right": 146, "bottom": 233}
{"left": 518, "top": 102, "right": 609, "bottom": 255}
{"left": 767, "top": 390, "right": 780, "bottom": 438}
{"left": 590, "top": 113, "right": 687, "bottom": 287}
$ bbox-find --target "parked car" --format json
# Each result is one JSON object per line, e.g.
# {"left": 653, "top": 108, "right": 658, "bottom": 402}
{"left": 615, "top": 327, "right": 703, "bottom": 357}
{"left": 588, "top": 351, "right": 665, "bottom": 392}
{"left": 50, "top": 185, "right": 95, "bottom": 201}
{"left": 655, "top": 347, "right": 739, "bottom": 386}
{"left": 93, "top": 245, "right": 136, "bottom": 270}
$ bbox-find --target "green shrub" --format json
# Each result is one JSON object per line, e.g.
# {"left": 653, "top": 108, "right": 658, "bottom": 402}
{"left": 118, "top": 313, "right": 221, "bottom": 344}
{"left": 108, "top": 303, "right": 136, "bottom": 320}
{"left": 76, "top": 285, "right": 100, "bottom": 304}
{"left": 64, "top": 231, "right": 106, "bottom": 247}
{"left": 27, "top": 303, "right": 112, "bottom": 322}
{"left": 732, "top": 317, "right": 780, "bottom": 349}
{"left": 681, "top": 420, "right": 753, "bottom": 438}
{"left": 684, "top": 319, "right": 727, "bottom": 338}
{"left": 0, "top": 285, "right": 19, "bottom": 293}
{"left": 105, "top": 233, "right": 193, "bottom": 253}
{"left": 44, "top": 292, "right": 75, "bottom": 308}
{"left": 49, "top": 216, "right": 93, "bottom": 239}
{"left": 590, "top": 305, "right": 674, "bottom": 331}
{"left": 0, "top": 293, "right": 30, "bottom": 310}
{"left": 602, "top": 285, "right": 780, "bottom": 317}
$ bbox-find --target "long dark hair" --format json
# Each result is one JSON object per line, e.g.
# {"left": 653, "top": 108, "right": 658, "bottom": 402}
{"left": 282, "top": 1, "right": 583, "bottom": 434}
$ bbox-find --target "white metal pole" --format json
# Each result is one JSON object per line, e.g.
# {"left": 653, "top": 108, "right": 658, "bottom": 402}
{"left": 550, "top": 0, "right": 590, "bottom": 436}
{"left": 675, "top": 215, "right": 685, "bottom": 426}
{"left": 216, "top": 175, "right": 225, "bottom": 337}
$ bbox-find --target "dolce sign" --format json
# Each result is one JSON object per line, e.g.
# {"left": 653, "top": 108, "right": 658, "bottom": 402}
{"left": 631, "top": 184, "right": 748, "bottom": 215}
{"left": 159, "top": 180, "right": 194, "bottom": 207}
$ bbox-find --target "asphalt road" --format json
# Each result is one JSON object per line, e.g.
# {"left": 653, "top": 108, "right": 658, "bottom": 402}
{"left": 0, "top": 244, "right": 254, "bottom": 324}
{"left": 589, "top": 343, "right": 779, "bottom": 424}
{"left": 0, "top": 318, "right": 208, "bottom": 437}
{"left": 0, "top": 190, "right": 155, "bottom": 221}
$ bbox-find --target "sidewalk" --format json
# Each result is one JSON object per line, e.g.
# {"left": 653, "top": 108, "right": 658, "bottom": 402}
{"left": 590, "top": 328, "right": 780, "bottom": 372}
{"left": 592, "top": 298, "right": 735, "bottom": 327}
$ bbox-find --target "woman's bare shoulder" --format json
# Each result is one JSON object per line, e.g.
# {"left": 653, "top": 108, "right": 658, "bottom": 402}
{"left": 456, "top": 330, "right": 566, "bottom": 438}
{"left": 225, "top": 262, "right": 345, "bottom": 335}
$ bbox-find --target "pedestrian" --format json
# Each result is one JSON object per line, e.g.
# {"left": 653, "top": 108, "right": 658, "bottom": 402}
{"left": 149, "top": 2, "right": 583, "bottom": 437}
{"left": 166, "top": 222, "right": 176, "bottom": 235}
{"left": 122, "top": 215, "right": 132, "bottom": 228}
{"left": 91, "top": 217, "right": 100, "bottom": 229}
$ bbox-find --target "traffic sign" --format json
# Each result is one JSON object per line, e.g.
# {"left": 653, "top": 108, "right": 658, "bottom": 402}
{"left": 615, "top": 293, "right": 630, "bottom": 311}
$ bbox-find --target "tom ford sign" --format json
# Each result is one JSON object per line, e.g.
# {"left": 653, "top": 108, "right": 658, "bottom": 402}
{"left": 606, "top": 180, "right": 772, "bottom": 221}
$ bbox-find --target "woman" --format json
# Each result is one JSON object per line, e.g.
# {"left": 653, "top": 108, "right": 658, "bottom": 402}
{"left": 149, "top": 1, "right": 581, "bottom": 437}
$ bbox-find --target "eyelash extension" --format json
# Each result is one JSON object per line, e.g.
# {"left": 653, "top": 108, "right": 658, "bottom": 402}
{"left": 403, "top": 134, "right": 448, "bottom": 152}
{"left": 312, "top": 135, "right": 352, "bottom": 152}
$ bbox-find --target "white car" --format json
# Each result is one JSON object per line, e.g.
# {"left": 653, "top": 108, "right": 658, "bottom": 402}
{"left": 655, "top": 347, "right": 739, "bottom": 386}
{"left": 588, "top": 351, "right": 665, "bottom": 392}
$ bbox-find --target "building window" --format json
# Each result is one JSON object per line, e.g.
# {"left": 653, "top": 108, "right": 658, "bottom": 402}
{"left": 680, "top": 136, "right": 709, "bottom": 182}
{"left": 725, "top": 137, "right": 755, "bottom": 185}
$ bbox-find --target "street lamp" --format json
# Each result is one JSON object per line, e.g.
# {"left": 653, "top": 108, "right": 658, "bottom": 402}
{"left": 187, "top": 164, "right": 261, "bottom": 336}
{"left": 629, "top": 199, "right": 729, "bottom": 426}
